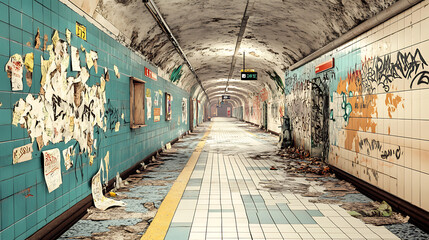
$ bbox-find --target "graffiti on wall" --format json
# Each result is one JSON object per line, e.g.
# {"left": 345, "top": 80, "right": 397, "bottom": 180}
{"left": 285, "top": 80, "right": 311, "bottom": 148}
{"left": 361, "top": 49, "right": 429, "bottom": 93}
{"left": 310, "top": 77, "right": 329, "bottom": 156}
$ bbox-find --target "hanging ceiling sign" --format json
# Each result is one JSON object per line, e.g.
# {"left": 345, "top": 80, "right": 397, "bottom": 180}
{"left": 222, "top": 95, "right": 230, "bottom": 100}
{"left": 145, "top": 67, "right": 158, "bottom": 81}
{"left": 76, "top": 22, "right": 87, "bottom": 41}
{"left": 241, "top": 72, "right": 258, "bottom": 80}
{"left": 315, "top": 58, "right": 334, "bottom": 74}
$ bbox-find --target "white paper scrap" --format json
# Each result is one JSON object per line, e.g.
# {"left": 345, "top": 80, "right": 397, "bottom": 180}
{"left": 43, "top": 148, "right": 62, "bottom": 193}
{"left": 71, "top": 46, "right": 81, "bottom": 72}
{"left": 92, "top": 168, "right": 125, "bottom": 211}
{"left": 5, "top": 54, "right": 24, "bottom": 91}
{"left": 13, "top": 143, "right": 33, "bottom": 164}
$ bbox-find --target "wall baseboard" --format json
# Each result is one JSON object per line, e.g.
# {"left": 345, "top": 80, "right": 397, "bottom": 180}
{"left": 28, "top": 134, "right": 185, "bottom": 240}
{"left": 329, "top": 164, "right": 429, "bottom": 234}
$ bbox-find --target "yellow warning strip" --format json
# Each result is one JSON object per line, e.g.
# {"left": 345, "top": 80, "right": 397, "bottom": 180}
{"left": 141, "top": 124, "right": 212, "bottom": 240}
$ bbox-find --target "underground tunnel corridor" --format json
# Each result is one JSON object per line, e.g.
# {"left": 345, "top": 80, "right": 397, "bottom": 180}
{"left": 1, "top": 0, "right": 429, "bottom": 239}
{"left": 58, "top": 118, "right": 428, "bottom": 239}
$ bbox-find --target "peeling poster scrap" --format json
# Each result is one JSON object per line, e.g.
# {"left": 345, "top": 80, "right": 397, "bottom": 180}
{"left": 115, "top": 122, "right": 120, "bottom": 132}
{"left": 104, "top": 67, "right": 110, "bottom": 81}
{"left": 85, "top": 51, "right": 93, "bottom": 69}
{"left": 5, "top": 54, "right": 24, "bottom": 91}
{"left": 71, "top": 46, "right": 81, "bottom": 72}
{"left": 66, "top": 28, "right": 71, "bottom": 44}
{"left": 92, "top": 167, "right": 125, "bottom": 210}
{"left": 24, "top": 53, "right": 34, "bottom": 87}
{"left": 114, "top": 65, "right": 120, "bottom": 78}
{"left": 90, "top": 50, "right": 98, "bottom": 74}
{"left": 62, "top": 146, "right": 74, "bottom": 170}
{"left": 13, "top": 143, "right": 33, "bottom": 164}
{"left": 147, "top": 97, "right": 152, "bottom": 119}
{"left": 35, "top": 28, "right": 41, "bottom": 49}
{"left": 43, "top": 148, "right": 62, "bottom": 193}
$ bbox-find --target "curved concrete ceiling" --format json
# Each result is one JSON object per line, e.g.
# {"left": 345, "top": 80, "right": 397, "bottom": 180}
{"left": 96, "top": 0, "right": 397, "bottom": 104}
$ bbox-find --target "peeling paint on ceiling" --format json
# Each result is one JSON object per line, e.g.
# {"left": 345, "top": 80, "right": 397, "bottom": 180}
{"left": 96, "top": 0, "right": 397, "bottom": 102}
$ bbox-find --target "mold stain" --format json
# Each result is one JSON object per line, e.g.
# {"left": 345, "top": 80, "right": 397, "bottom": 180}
{"left": 336, "top": 71, "right": 378, "bottom": 152}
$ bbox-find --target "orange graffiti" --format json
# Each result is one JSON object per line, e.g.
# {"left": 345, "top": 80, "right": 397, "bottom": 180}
{"left": 336, "top": 71, "right": 378, "bottom": 152}
{"left": 385, "top": 93, "right": 403, "bottom": 118}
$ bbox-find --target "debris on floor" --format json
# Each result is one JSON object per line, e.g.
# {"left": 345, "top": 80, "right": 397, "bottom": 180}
{"left": 341, "top": 201, "right": 410, "bottom": 225}
{"left": 278, "top": 147, "right": 332, "bottom": 176}
{"left": 274, "top": 146, "right": 412, "bottom": 228}
{"left": 60, "top": 126, "right": 208, "bottom": 239}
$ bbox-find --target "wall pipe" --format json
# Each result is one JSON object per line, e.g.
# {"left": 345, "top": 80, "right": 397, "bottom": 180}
{"left": 290, "top": 0, "right": 423, "bottom": 71}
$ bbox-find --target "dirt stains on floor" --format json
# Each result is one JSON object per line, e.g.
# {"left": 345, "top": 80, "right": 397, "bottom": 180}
{"left": 60, "top": 127, "right": 208, "bottom": 240}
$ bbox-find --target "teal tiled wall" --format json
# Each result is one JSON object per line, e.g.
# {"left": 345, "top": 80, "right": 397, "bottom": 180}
{"left": 0, "top": 0, "right": 200, "bottom": 239}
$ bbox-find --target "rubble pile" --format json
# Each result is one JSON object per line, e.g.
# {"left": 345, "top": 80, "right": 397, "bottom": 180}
{"left": 277, "top": 147, "right": 331, "bottom": 176}
{"left": 341, "top": 201, "right": 410, "bottom": 225}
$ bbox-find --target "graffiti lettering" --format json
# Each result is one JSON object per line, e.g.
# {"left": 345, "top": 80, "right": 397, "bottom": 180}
{"left": 381, "top": 146, "right": 401, "bottom": 160}
{"left": 359, "top": 138, "right": 382, "bottom": 155}
{"left": 362, "top": 49, "right": 429, "bottom": 93}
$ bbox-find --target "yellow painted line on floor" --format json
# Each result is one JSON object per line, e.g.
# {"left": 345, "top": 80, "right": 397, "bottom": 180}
{"left": 141, "top": 124, "right": 212, "bottom": 240}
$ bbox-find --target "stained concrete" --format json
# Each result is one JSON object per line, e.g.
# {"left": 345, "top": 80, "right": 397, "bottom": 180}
{"left": 96, "top": 0, "right": 397, "bottom": 97}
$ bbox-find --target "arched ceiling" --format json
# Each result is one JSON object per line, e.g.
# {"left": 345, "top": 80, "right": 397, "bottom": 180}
{"left": 96, "top": 0, "right": 397, "bottom": 104}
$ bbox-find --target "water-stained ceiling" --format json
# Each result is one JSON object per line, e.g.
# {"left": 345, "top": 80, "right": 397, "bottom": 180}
{"left": 95, "top": 0, "right": 397, "bottom": 105}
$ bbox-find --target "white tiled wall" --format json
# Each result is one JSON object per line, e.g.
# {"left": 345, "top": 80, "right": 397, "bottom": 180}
{"left": 327, "top": 1, "right": 429, "bottom": 212}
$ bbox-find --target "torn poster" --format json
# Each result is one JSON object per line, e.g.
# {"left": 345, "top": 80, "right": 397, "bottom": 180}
{"left": 90, "top": 50, "right": 98, "bottom": 73}
{"left": 89, "top": 154, "right": 95, "bottom": 166}
{"left": 154, "top": 108, "right": 160, "bottom": 122}
{"left": 13, "top": 37, "right": 106, "bottom": 154}
{"left": 13, "top": 143, "right": 33, "bottom": 164}
{"left": 43, "top": 148, "right": 62, "bottom": 193}
{"left": 85, "top": 51, "right": 93, "bottom": 69}
{"left": 146, "top": 88, "right": 151, "bottom": 98}
{"left": 35, "top": 28, "right": 41, "bottom": 49}
{"left": 154, "top": 91, "right": 159, "bottom": 106}
{"left": 115, "top": 122, "right": 120, "bottom": 132}
{"left": 42, "top": 34, "right": 48, "bottom": 51}
{"left": 92, "top": 167, "right": 125, "bottom": 210}
{"left": 52, "top": 30, "right": 59, "bottom": 47}
{"left": 66, "top": 29, "right": 71, "bottom": 44}
{"left": 24, "top": 53, "right": 34, "bottom": 87}
{"left": 71, "top": 46, "right": 81, "bottom": 72}
{"left": 62, "top": 146, "right": 74, "bottom": 170}
{"left": 104, "top": 67, "right": 110, "bottom": 81}
{"left": 114, "top": 65, "right": 120, "bottom": 78}
{"left": 147, "top": 97, "right": 152, "bottom": 119}
{"left": 5, "top": 54, "right": 24, "bottom": 91}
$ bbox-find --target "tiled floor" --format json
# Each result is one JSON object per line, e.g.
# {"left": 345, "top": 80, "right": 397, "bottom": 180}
{"left": 164, "top": 118, "right": 400, "bottom": 240}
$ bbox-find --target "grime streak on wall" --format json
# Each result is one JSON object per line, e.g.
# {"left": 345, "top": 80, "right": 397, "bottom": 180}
{"left": 285, "top": 80, "right": 312, "bottom": 150}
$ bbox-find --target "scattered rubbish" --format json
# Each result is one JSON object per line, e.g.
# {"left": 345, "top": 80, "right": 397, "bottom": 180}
{"left": 166, "top": 142, "right": 171, "bottom": 150}
{"left": 270, "top": 166, "right": 278, "bottom": 170}
{"left": 92, "top": 170, "right": 125, "bottom": 210}
{"left": 136, "top": 169, "right": 141, "bottom": 174}
{"left": 114, "top": 172, "right": 125, "bottom": 191}
{"left": 342, "top": 201, "right": 409, "bottom": 225}
{"left": 277, "top": 147, "right": 332, "bottom": 176}
{"left": 109, "top": 191, "right": 116, "bottom": 197}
